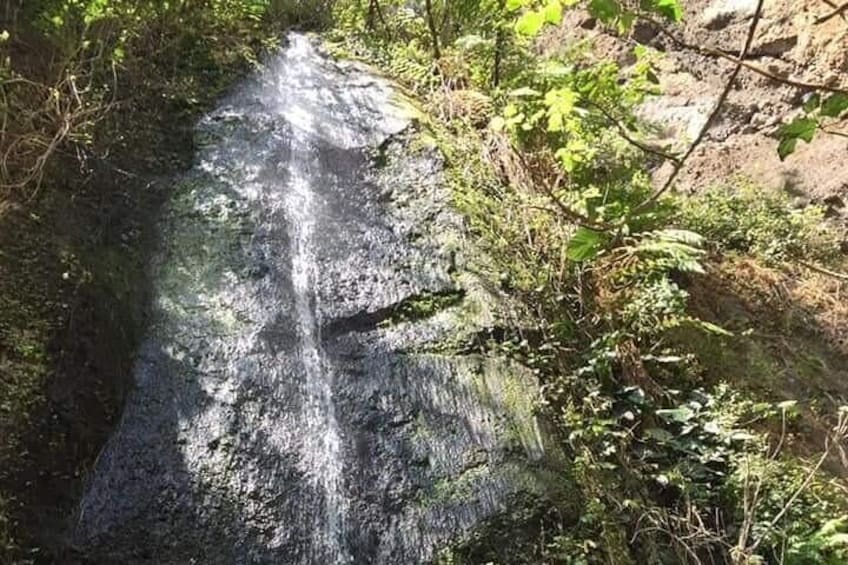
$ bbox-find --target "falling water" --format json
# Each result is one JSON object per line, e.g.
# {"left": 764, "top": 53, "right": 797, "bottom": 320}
{"left": 284, "top": 133, "right": 349, "bottom": 563}
{"left": 74, "top": 33, "right": 550, "bottom": 564}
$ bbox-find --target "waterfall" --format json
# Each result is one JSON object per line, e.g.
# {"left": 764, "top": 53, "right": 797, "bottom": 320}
{"left": 284, "top": 123, "right": 349, "bottom": 564}
{"left": 74, "top": 33, "right": 549, "bottom": 564}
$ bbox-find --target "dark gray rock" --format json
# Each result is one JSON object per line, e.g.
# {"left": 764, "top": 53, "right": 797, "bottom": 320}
{"left": 74, "top": 34, "right": 556, "bottom": 564}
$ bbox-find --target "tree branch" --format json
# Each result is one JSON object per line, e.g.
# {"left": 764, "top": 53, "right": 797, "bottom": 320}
{"left": 641, "top": 15, "right": 848, "bottom": 95}
{"left": 628, "top": 0, "right": 765, "bottom": 216}
{"left": 798, "top": 260, "right": 848, "bottom": 281}
{"left": 584, "top": 98, "right": 682, "bottom": 164}
{"left": 816, "top": 1, "right": 848, "bottom": 24}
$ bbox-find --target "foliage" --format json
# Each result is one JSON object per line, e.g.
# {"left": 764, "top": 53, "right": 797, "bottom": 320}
{"left": 329, "top": 1, "right": 848, "bottom": 562}
{"left": 679, "top": 183, "right": 842, "bottom": 264}
{"left": 3, "top": 0, "right": 845, "bottom": 562}
{"left": 0, "top": 0, "right": 331, "bottom": 198}
{"left": 778, "top": 93, "right": 848, "bottom": 160}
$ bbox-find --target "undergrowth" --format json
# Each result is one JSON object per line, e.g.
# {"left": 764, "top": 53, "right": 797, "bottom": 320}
{"left": 326, "top": 1, "right": 848, "bottom": 563}
{"left": 0, "top": 1, "right": 333, "bottom": 560}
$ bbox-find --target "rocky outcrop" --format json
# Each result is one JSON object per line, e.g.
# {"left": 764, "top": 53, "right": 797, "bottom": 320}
{"left": 73, "top": 34, "right": 558, "bottom": 564}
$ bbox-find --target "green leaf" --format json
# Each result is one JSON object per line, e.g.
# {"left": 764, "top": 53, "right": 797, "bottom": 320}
{"left": 508, "top": 86, "right": 542, "bottom": 97}
{"left": 777, "top": 117, "right": 818, "bottom": 160}
{"left": 515, "top": 10, "right": 546, "bottom": 36}
{"left": 656, "top": 406, "right": 695, "bottom": 423}
{"left": 645, "top": 428, "right": 674, "bottom": 442}
{"left": 780, "top": 117, "right": 818, "bottom": 142}
{"left": 589, "top": 0, "right": 621, "bottom": 22}
{"left": 618, "top": 10, "right": 636, "bottom": 32}
{"left": 649, "top": 0, "right": 684, "bottom": 22}
{"left": 566, "top": 227, "right": 604, "bottom": 262}
{"left": 777, "top": 399, "right": 798, "bottom": 413}
{"left": 544, "top": 0, "right": 563, "bottom": 24}
{"left": 693, "top": 320, "right": 733, "bottom": 336}
{"left": 506, "top": 0, "right": 528, "bottom": 11}
{"left": 821, "top": 93, "right": 848, "bottom": 118}
{"left": 777, "top": 136, "right": 798, "bottom": 160}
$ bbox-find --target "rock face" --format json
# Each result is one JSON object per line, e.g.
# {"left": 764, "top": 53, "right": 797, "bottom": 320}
{"left": 74, "top": 34, "right": 554, "bottom": 564}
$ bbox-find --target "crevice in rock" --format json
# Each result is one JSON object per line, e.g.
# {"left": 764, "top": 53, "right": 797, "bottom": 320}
{"left": 322, "top": 289, "right": 465, "bottom": 338}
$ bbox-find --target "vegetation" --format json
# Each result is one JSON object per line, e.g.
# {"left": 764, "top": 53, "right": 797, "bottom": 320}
{"left": 1, "top": 0, "right": 846, "bottom": 563}
{"left": 0, "top": 1, "right": 328, "bottom": 561}
{"left": 326, "top": 0, "right": 848, "bottom": 563}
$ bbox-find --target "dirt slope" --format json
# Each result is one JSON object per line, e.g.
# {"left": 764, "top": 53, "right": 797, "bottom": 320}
{"left": 552, "top": 0, "right": 848, "bottom": 214}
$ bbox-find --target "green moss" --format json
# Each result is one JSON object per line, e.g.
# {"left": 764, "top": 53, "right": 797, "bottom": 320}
{"left": 380, "top": 290, "right": 465, "bottom": 327}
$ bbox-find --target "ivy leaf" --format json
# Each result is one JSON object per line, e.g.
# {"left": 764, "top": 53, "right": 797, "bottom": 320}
{"left": 821, "top": 93, "right": 848, "bottom": 118}
{"left": 515, "top": 10, "right": 546, "bottom": 36}
{"left": 566, "top": 227, "right": 604, "bottom": 261}
{"left": 656, "top": 405, "right": 696, "bottom": 424}
{"left": 589, "top": 0, "right": 621, "bottom": 22}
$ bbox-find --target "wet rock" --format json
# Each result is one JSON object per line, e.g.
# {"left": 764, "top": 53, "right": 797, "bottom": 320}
{"left": 74, "top": 33, "right": 557, "bottom": 565}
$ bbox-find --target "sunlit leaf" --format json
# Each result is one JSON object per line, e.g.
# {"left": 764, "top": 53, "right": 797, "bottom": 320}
{"left": 656, "top": 406, "right": 695, "bottom": 423}
{"left": 779, "top": 117, "right": 818, "bottom": 142}
{"left": 566, "top": 227, "right": 604, "bottom": 261}
{"left": 515, "top": 10, "right": 546, "bottom": 36}
{"left": 821, "top": 93, "right": 848, "bottom": 118}
{"left": 544, "top": 0, "right": 563, "bottom": 24}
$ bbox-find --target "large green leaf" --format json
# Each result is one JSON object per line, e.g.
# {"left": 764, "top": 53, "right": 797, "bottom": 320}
{"left": 779, "top": 117, "right": 818, "bottom": 142}
{"left": 515, "top": 10, "right": 546, "bottom": 35}
{"left": 777, "top": 117, "right": 818, "bottom": 160}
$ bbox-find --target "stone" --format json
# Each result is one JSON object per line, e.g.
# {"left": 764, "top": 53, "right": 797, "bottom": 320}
{"left": 74, "top": 33, "right": 558, "bottom": 565}
{"left": 701, "top": 0, "right": 759, "bottom": 30}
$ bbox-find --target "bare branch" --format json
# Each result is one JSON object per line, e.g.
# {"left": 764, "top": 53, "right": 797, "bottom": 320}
{"left": 641, "top": 15, "right": 848, "bottom": 95}
{"left": 629, "top": 0, "right": 766, "bottom": 216}
{"left": 583, "top": 98, "right": 682, "bottom": 164}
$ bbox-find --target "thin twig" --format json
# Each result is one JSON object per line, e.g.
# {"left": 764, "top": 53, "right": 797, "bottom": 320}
{"left": 511, "top": 145, "right": 613, "bottom": 231}
{"left": 816, "top": 1, "right": 848, "bottom": 24}
{"left": 629, "top": 0, "right": 765, "bottom": 216}
{"left": 641, "top": 15, "right": 848, "bottom": 95}
{"left": 584, "top": 98, "right": 682, "bottom": 164}
{"left": 797, "top": 260, "right": 848, "bottom": 281}
{"left": 744, "top": 412, "right": 848, "bottom": 558}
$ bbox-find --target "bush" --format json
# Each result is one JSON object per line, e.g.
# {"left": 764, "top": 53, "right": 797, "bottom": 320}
{"left": 678, "top": 183, "right": 842, "bottom": 264}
